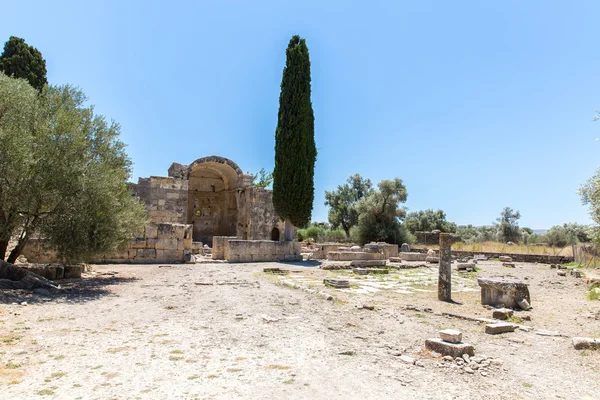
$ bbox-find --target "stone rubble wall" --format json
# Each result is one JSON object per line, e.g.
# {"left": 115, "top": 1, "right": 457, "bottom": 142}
{"left": 22, "top": 222, "right": 193, "bottom": 264}
{"left": 363, "top": 242, "right": 399, "bottom": 258}
{"left": 412, "top": 249, "right": 573, "bottom": 264}
{"left": 131, "top": 177, "right": 187, "bottom": 224}
{"left": 224, "top": 240, "right": 301, "bottom": 263}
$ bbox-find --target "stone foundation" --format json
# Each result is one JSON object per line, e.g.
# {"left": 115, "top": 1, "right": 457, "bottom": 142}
{"left": 327, "top": 251, "right": 385, "bottom": 262}
{"left": 224, "top": 240, "right": 301, "bottom": 263}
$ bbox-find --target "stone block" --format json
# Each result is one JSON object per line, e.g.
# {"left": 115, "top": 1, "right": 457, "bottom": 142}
{"left": 157, "top": 223, "right": 176, "bottom": 239}
{"left": 156, "top": 249, "right": 183, "bottom": 263}
{"left": 137, "top": 248, "right": 157, "bottom": 259}
{"left": 492, "top": 308, "right": 514, "bottom": 320}
{"left": 485, "top": 323, "right": 517, "bottom": 335}
{"left": 144, "top": 224, "right": 158, "bottom": 239}
{"left": 64, "top": 265, "right": 82, "bottom": 279}
{"left": 477, "top": 278, "right": 530, "bottom": 308}
{"left": 400, "top": 252, "right": 427, "bottom": 262}
{"left": 456, "top": 263, "right": 475, "bottom": 271}
{"left": 389, "top": 257, "right": 402, "bottom": 263}
{"left": 350, "top": 260, "right": 387, "bottom": 267}
{"left": 145, "top": 238, "right": 158, "bottom": 249}
{"left": 499, "top": 256, "right": 513, "bottom": 262}
{"left": 130, "top": 238, "right": 147, "bottom": 249}
{"left": 324, "top": 278, "right": 350, "bottom": 288}
{"left": 353, "top": 268, "right": 370, "bottom": 275}
{"left": 425, "top": 338, "right": 474, "bottom": 358}
{"left": 503, "top": 263, "right": 515, "bottom": 268}
{"left": 439, "top": 329, "right": 462, "bottom": 343}
{"left": 426, "top": 256, "right": 440, "bottom": 263}
{"left": 155, "top": 238, "right": 178, "bottom": 250}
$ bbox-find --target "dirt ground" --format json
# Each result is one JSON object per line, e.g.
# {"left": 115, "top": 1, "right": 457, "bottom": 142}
{"left": 1, "top": 259, "right": 599, "bottom": 400}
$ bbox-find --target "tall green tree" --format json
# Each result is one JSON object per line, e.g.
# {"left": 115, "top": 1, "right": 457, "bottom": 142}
{"left": 0, "top": 73, "right": 146, "bottom": 263}
{"left": 273, "top": 35, "right": 316, "bottom": 240}
{"left": 325, "top": 174, "right": 373, "bottom": 238}
{"left": 495, "top": 207, "right": 521, "bottom": 243}
{"left": 354, "top": 178, "right": 411, "bottom": 245}
{"left": 0, "top": 36, "right": 48, "bottom": 92}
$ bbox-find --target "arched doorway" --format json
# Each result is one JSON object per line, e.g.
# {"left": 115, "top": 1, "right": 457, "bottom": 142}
{"left": 186, "top": 157, "right": 242, "bottom": 244}
{"left": 271, "top": 227, "right": 280, "bottom": 241}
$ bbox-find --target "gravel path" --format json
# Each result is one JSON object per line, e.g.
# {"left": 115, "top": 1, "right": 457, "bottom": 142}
{"left": 0, "top": 261, "right": 599, "bottom": 399}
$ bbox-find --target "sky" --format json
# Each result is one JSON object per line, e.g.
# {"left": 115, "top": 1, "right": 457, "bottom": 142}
{"left": 2, "top": 1, "right": 599, "bottom": 229}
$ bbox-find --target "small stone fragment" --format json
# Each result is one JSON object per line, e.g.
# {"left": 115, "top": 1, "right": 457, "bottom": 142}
{"left": 485, "top": 323, "right": 518, "bottom": 335}
{"left": 464, "top": 367, "right": 475, "bottom": 374}
{"left": 503, "top": 263, "right": 515, "bottom": 268}
{"left": 499, "top": 256, "right": 513, "bottom": 262}
{"left": 462, "top": 354, "right": 470, "bottom": 363}
{"left": 557, "top": 270, "right": 566, "bottom": 276}
{"left": 398, "top": 355, "right": 416, "bottom": 365}
{"left": 439, "top": 329, "right": 463, "bottom": 344}
{"left": 517, "top": 298, "right": 532, "bottom": 311}
{"left": 572, "top": 337, "right": 600, "bottom": 350}
{"left": 492, "top": 308, "right": 514, "bottom": 320}
{"left": 425, "top": 338, "right": 474, "bottom": 358}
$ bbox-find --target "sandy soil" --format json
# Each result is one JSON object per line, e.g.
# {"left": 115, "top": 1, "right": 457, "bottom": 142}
{"left": 0, "top": 260, "right": 599, "bottom": 400}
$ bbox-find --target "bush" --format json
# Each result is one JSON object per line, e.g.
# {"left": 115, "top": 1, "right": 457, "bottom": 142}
{"left": 296, "top": 224, "right": 347, "bottom": 243}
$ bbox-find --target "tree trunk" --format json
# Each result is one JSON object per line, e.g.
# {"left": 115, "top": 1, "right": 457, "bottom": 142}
{"left": 284, "top": 219, "right": 294, "bottom": 242}
{"left": 0, "top": 240, "right": 7, "bottom": 261}
{"left": 7, "top": 235, "right": 29, "bottom": 264}
{"left": 0, "top": 260, "right": 60, "bottom": 290}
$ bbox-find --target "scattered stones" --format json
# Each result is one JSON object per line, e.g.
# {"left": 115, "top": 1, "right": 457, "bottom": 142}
{"left": 499, "top": 256, "right": 513, "bottom": 262}
{"left": 485, "top": 323, "right": 518, "bottom": 335}
{"left": 323, "top": 278, "right": 350, "bottom": 289}
{"left": 477, "top": 278, "right": 530, "bottom": 308}
{"left": 464, "top": 366, "right": 475, "bottom": 374}
{"left": 492, "top": 308, "right": 514, "bottom": 320}
{"left": 571, "top": 270, "right": 582, "bottom": 278}
{"left": 439, "top": 329, "right": 462, "bottom": 344}
{"left": 361, "top": 304, "right": 375, "bottom": 311}
{"left": 550, "top": 264, "right": 558, "bottom": 269}
{"left": 557, "top": 270, "right": 566, "bottom": 277}
{"left": 502, "top": 263, "right": 515, "bottom": 268}
{"left": 572, "top": 337, "right": 600, "bottom": 350}
{"left": 425, "top": 338, "right": 474, "bottom": 358}
{"left": 338, "top": 350, "right": 356, "bottom": 356}
{"left": 558, "top": 264, "right": 568, "bottom": 270}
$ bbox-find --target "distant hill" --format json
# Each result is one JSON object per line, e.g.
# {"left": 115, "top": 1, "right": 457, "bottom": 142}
{"left": 533, "top": 229, "right": 547, "bottom": 235}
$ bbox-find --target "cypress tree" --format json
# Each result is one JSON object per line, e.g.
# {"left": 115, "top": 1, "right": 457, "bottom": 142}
{"left": 0, "top": 36, "right": 48, "bottom": 92}
{"left": 273, "top": 35, "right": 317, "bottom": 240}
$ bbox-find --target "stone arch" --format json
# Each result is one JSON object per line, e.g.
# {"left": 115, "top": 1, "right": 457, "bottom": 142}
{"left": 186, "top": 156, "right": 243, "bottom": 243}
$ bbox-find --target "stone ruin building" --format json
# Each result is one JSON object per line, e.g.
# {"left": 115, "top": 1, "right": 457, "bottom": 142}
{"left": 24, "top": 156, "right": 297, "bottom": 264}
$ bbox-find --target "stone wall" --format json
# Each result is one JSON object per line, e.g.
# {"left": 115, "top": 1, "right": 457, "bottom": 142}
{"left": 236, "top": 187, "right": 284, "bottom": 241}
{"left": 224, "top": 240, "right": 301, "bottom": 263}
{"left": 212, "top": 236, "right": 238, "bottom": 260}
{"left": 22, "top": 222, "right": 193, "bottom": 264}
{"left": 131, "top": 177, "right": 187, "bottom": 224}
{"left": 412, "top": 249, "right": 573, "bottom": 264}
{"left": 327, "top": 251, "right": 385, "bottom": 261}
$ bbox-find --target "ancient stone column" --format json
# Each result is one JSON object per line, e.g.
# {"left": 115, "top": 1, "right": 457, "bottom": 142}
{"left": 438, "top": 233, "right": 459, "bottom": 301}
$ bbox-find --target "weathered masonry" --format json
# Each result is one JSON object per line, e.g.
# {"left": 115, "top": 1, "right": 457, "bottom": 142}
{"left": 24, "top": 156, "right": 286, "bottom": 263}
{"left": 132, "top": 156, "right": 283, "bottom": 244}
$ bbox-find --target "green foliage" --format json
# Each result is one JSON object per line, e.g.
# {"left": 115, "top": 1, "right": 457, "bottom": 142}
{"left": 495, "top": 207, "right": 521, "bottom": 243}
{"left": 455, "top": 224, "right": 499, "bottom": 244}
{"left": 539, "top": 223, "right": 591, "bottom": 247}
{"left": 296, "top": 222, "right": 346, "bottom": 243}
{"left": 252, "top": 168, "right": 273, "bottom": 188}
{"left": 324, "top": 174, "right": 373, "bottom": 238}
{"left": 273, "top": 35, "right": 317, "bottom": 229}
{"left": 0, "top": 36, "right": 47, "bottom": 92}
{"left": 404, "top": 209, "right": 457, "bottom": 234}
{"left": 0, "top": 73, "right": 146, "bottom": 263}
{"left": 354, "top": 178, "right": 412, "bottom": 245}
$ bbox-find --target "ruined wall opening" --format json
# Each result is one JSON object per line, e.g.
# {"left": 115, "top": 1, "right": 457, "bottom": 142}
{"left": 271, "top": 227, "right": 280, "bottom": 241}
{"left": 186, "top": 158, "right": 242, "bottom": 244}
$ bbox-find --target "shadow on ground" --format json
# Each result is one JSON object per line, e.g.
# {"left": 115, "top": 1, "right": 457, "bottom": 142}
{"left": 0, "top": 274, "right": 139, "bottom": 305}
{"left": 274, "top": 260, "right": 322, "bottom": 268}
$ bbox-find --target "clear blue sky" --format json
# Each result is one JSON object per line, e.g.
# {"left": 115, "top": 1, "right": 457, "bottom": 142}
{"left": 3, "top": 1, "right": 599, "bottom": 229}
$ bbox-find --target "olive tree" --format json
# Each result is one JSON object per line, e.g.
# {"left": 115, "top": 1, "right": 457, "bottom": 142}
{"left": 0, "top": 73, "right": 146, "bottom": 263}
